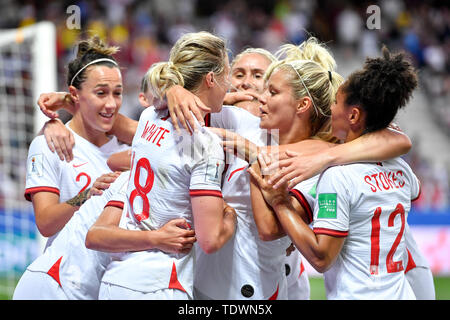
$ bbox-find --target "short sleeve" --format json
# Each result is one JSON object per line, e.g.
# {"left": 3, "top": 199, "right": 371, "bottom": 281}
{"left": 312, "top": 167, "right": 350, "bottom": 237}
{"left": 210, "top": 105, "right": 242, "bottom": 130}
{"left": 24, "top": 136, "right": 61, "bottom": 201}
{"left": 408, "top": 169, "right": 421, "bottom": 202}
{"left": 210, "top": 106, "right": 261, "bottom": 135}
{"left": 395, "top": 158, "right": 421, "bottom": 202}
{"left": 189, "top": 127, "right": 225, "bottom": 198}
{"left": 289, "top": 175, "right": 319, "bottom": 224}
{"left": 104, "top": 172, "right": 130, "bottom": 210}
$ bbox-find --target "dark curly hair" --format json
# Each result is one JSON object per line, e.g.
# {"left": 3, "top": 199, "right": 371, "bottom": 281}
{"left": 67, "top": 36, "right": 120, "bottom": 88}
{"left": 340, "top": 46, "right": 418, "bottom": 133}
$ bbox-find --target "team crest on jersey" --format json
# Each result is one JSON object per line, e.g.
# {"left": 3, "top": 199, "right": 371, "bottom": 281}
{"left": 28, "top": 154, "right": 43, "bottom": 177}
{"left": 205, "top": 157, "right": 225, "bottom": 185}
{"left": 317, "top": 193, "right": 337, "bottom": 219}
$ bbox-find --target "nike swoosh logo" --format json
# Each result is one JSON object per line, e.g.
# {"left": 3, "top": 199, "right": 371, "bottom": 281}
{"left": 227, "top": 166, "right": 246, "bottom": 182}
{"left": 73, "top": 162, "right": 88, "bottom": 168}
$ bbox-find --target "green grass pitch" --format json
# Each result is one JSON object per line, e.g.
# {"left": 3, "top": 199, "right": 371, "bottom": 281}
{"left": 1, "top": 276, "right": 449, "bottom": 300}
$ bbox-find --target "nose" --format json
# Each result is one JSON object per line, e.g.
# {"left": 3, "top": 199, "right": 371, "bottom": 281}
{"left": 258, "top": 90, "right": 268, "bottom": 104}
{"left": 237, "top": 74, "right": 255, "bottom": 91}
{"left": 241, "top": 82, "right": 252, "bottom": 90}
{"left": 105, "top": 93, "right": 118, "bottom": 112}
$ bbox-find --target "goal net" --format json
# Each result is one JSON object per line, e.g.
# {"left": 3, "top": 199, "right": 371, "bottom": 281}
{"left": 0, "top": 22, "right": 56, "bottom": 299}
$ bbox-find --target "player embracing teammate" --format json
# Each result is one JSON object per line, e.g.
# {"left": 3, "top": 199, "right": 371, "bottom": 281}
{"left": 14, "top": 29, "right": 434, "bottom": 300}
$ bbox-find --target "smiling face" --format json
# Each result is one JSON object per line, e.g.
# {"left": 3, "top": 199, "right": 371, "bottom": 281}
{"left": 231, "top": 53, "right": 272, "bottom": 94}
{"left": 259, "top": 69, "right": 299, "bottom": 132}
{"left": 75, "top": 65, "right": 123, "bottom": 133}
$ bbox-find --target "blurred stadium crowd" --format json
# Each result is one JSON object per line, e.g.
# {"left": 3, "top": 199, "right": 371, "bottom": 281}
{"left": 0, "top": 0, "right": 449, "bottom": 213}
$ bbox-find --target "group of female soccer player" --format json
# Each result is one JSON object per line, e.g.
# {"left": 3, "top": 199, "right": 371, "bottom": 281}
{"left": 12, "top": 29, "right": 435, "bottom": 300}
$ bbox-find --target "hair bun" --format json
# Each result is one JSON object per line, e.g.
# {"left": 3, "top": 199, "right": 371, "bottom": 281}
{"left": 76, "top": 36, "right": 120, "bottom": 59}
{"left": 146, "top": 61, "right": 184, "bottom": 100}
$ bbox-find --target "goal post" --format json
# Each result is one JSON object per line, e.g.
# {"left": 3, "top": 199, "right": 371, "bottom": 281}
{"left": 0, "top": 22, "right": 56, "bottom": 299}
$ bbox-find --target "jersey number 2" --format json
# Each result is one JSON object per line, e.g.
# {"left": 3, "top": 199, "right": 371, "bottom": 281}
{"left": 370, "top": 203, "right": 405, "bottom": 275}
{"left": 129, "top": 157, "right": 154, "bottom": 222}
{"left": 76, "top": 172, "right": 91, "bottom": 194}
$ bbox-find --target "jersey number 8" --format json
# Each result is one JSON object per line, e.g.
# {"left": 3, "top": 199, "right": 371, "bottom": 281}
{"left": 129, "top": 157, "right": 154, "bottom": 222}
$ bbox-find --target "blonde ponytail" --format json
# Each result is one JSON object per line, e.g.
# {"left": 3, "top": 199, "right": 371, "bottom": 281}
{"left": 146, "top": 61, "right": 185, "bottom": 100}
{"left": 147, "top": 31, "right": 227, "bottom": 99}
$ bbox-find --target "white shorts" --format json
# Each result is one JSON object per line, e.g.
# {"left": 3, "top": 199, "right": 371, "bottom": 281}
{"left": 13, "top": 270, "right": 67, "bottom": 300}
{"left": 99, "top": 282, "right": 190, "bottom": 300}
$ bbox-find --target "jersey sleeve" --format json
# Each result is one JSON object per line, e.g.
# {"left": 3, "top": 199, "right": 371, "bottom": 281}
{"left": 24, "top": 136, "right": 61, "bottom": 201}
{"left": 189, "top": 127, "right": 225, "bottom": 198}
{"left": 312, "top": 167, "right": 350, "bottom": 237}
{"left": 210, "top": 106, "right": 261, "bottom": 135}
{"left": 289, "top": 175, "right": 319, "bottom": 224}
{"left": 407, "top": 166, "right": 421, "bottom": 202}
{"left": 395, "top": 158, "right": 421, "bottom": 202}
{"left": 104, "top": 172, "right": 130, "bottom": 209}
{"left": 210, "top": 105, "right": 242, "bottom": 130}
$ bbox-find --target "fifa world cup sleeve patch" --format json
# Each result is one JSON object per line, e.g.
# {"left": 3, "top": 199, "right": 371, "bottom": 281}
{"left": 205, "top": 157, "right": 225, "bottom": 185}
{"left": 317, "top": 193, "right": 337, "bottom": 219}
{"left": 27, "top": 154, "right": 43, "bottom": 177}
{"left": 308, "top": 183, "right": 317, "bottom": 198}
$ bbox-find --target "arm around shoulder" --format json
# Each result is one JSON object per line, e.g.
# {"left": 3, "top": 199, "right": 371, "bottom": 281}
{"left": 327, "top": 127, "right": 412, "bottom": 167}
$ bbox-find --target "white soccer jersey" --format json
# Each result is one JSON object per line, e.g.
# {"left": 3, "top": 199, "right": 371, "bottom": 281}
{"left": 100, "top": 107, "right": 225, "bottom": 298}
{"left": 312, "top": 158, "right": 420, "bottom": 300}
{"left": 25, "top": 122, "right": 129, "bottom": 249}
{"left": 194, "top": 106, "right": 291, "bottom": 300}
{"left": 290, "top": 175, "right": 319, "bottom": 225}
{"left": 22, "top": 172, "right": 130, "bottom": 299}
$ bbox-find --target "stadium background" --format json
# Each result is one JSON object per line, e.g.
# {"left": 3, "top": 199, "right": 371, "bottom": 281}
{"left": 0, "top": 0, "right": 449, "bottom": 300}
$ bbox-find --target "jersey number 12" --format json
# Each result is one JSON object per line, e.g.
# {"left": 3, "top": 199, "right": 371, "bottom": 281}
{"left": 370, "top": 203, "right": 405, "bottom": 275}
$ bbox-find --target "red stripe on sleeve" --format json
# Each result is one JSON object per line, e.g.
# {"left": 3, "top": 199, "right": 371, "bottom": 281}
{"left": 204, "top": 113, "right": 211, "bottom": 127}
{"left": 24, "top": 186, "right": 60, "bottom": 201}
{"left": 313, "top": 227, "right": 348, "bottom": 237}
{"left": 189, "top": 189, "right": 223, "bottom": 198}
{"left": 105, "top": 200, "right": 124, "bottom": 210}
{"left": 289, "top": 189, "right": 313, "bottom": 224}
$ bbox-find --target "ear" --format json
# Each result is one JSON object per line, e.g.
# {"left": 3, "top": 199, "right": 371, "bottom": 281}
{"left": 68, "top": 85, "right": 80, "bottom": 104}
{"left": 138, "top": 92, "right": 150, "bottom": 108}
{"left": 296, "top": 97, "right": 313, "bottom": 115}
{"left": 205, "top": 71, "right": 215, "bottom": 89}
{"left": 348, "top": 106, "right": 363, "bottom": 125}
